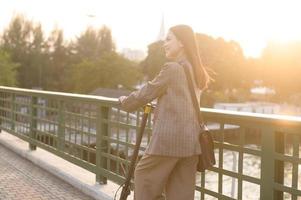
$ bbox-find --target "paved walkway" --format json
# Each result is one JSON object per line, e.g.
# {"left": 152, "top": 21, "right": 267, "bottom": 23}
{"left": 0, "top": 144, "right": 94, "bottom": 200}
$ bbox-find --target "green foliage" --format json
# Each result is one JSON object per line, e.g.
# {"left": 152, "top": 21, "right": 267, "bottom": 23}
{"left": 196, "top": 33, "right": 247, "bottom": 90}
{"left": 0, "top": 15, "right": 140, "bottom": 93}
{"left": 69, "top": 26, "right": 141, "bottom": 93}
{"left": 0, "top": 51, "right": 18, "bottom": 86}
{"left": 71, "top": 26, "right": 115, "bottom": 62}
{"left": 45, "top": 28, "right": 70, "bottom": 91}
{"left": 1, "top": 15, "right": 48, "bottom": 88}
{"left": 70, "top": 52, "right": 142, "bottom": 93}
{"left": 98, "top": 26, "right": 115, "bottom": 53}
{"left": 140, "top": 41, "right": 166, "bottom": 80}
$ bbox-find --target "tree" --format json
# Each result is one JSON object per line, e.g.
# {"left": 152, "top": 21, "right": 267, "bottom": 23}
{"left": 70, "top": 52, "right": 142, "bottom": 93}
{"left": 196, "top": 33, "right": 247, "bottom": 91}
{"left": 68, "top": 25, "right": 142, "bottom": 93}
{"left": 140, "top": 41, "right": 166, "bottom": 80}
{"left": 0, "top": 51, "right": 18, "bottom": 86}
{"left": 45, "top": 28, "right": 70, "bottom": 91}
{"left": 71, "top": 26, "right": 115, "bottom": 62}
{"left": 1, "top": 15, "right": 48, "bottom": 88}
{"left": 1, "top": 15, "right": 30, "bottom": 87}
{"left": 98, "top": 26, "right": 115, "bottom": 53}
{"left": 27, "top": 23, "right": 48, "bottom": 88}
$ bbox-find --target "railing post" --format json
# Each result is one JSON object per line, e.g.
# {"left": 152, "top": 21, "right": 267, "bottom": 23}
{"left": 57, "top": 100, "right": 65, "bottom": 151}
{"left": 260, "top": 128, "right": 275, "bottom": 200}
{"left": 11, "top": 94, "right": 15, "bottom": 132}
{"left": 29, "top": 96, "right": 37, "bottom": 150}
{"left": 0, "top": 92, "right": 3, "bottom": 133}
{"left": 96, "top": 105, "right": 108, "bottom": 184}
{"left": 274, "top": 131, "right": 284, "bottom": 200}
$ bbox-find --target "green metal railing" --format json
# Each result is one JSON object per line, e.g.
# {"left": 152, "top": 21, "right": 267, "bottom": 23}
{"left": 0, "top": 86, "right": 301, "bottom": 200}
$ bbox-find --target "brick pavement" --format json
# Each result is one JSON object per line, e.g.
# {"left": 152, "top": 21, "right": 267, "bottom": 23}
{"left": 0, "top": 144, "right": 94, "bottom": 200}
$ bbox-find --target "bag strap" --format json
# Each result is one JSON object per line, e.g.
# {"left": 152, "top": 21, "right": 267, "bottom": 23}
{"left": 179, "top": 61, "right": 205, "bottom": 127}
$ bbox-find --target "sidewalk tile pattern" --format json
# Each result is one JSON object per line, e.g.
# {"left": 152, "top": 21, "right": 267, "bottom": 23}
{"left": 0, "top": 144, "right": 94, "bottom": 200}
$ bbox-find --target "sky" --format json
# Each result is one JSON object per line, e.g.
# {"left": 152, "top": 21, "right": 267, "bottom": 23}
{"left": 1, "top": 0, "right": 301, "bottom": 58}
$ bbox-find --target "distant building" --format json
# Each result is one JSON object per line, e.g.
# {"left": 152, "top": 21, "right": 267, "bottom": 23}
{"left": 214, "top": 102, "right": 280, "bottom": 114}
{"left": 213, "top": 102, "right": 301, "bottom": 116}
{"left": 250, "top": 86, "right": 275, "bottom": 95}
{"left": 250, "top": 86, "right": 276, "bottom": 101}
{"left": 121, "top": 48, "right": 146, "bottom": 61}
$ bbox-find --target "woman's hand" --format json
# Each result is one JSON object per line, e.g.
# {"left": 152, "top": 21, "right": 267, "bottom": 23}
{"left": 118, "top": 96, "right": 127, "bottom": 105}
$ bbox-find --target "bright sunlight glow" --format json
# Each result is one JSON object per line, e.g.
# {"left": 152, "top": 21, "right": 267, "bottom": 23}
{"left": 1, "top": 0, "right": 301, "bottom": 58}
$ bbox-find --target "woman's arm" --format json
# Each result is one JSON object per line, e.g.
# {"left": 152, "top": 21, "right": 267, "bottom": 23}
{"left": 118, "top": 63, "right": 176, "bottom": 112}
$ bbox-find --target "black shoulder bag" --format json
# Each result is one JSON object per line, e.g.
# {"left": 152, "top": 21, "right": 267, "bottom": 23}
{"left": 180, "top": 63, "right": 216, "bottom": 172}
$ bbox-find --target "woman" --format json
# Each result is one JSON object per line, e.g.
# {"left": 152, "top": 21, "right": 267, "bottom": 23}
{"left": 118, "top": 24, "right": 210, "bottom": 200}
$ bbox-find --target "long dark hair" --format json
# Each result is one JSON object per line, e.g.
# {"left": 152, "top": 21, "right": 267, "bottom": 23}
{"left": 170, "top": 24, "right": 210, "bottom": 89}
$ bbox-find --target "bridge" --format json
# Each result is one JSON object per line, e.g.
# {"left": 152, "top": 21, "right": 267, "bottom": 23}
{"left": 0, "top": 86, "right": 300, "bottom": 200}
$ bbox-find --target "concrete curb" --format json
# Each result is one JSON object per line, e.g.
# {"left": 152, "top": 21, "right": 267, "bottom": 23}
{"left": 0, "top": 132, "right": 121, "bottom": 200}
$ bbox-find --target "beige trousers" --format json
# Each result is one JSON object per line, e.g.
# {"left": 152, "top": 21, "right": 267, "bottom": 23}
{"left": 134, "top": 154, "right": 198, "bottom": 200}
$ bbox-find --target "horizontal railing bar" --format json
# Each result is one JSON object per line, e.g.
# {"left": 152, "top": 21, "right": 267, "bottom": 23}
{"left": 274, "top": 183, "right": 301, "bottom": 196}
{"left": 195, "top": 186, "right": 236, "bottom": 200}
{"left": 102, "top": 136, "right": 147, "bottom": 150}
{"left": 63, "top": 140, "right": 96, "bottom": 153}
{"left": 0, "top": 116, "right": 12, "bottom": 122}
{"left": 35, "top": 130, "right": 57, "bottom": 137}
{"left": 100, "top": 152, "right": 131, "bottom": 165}
{"left": 215, "top": 143, "right": 261, "bottom": 156}
{"left": 0, "top": 97, "right": 10, "bottom": 101}
{"left": 201, "top": 108, "right": 301, "bottom": 129}
{"left": 0, "top": 107, "right": 15, "bottom": 112}
{"left": 11, "top": 111, "right": 31, "bottom": 118}
{"left": 13, "top": 120, "right": 30, "bottom": 127}
{"left": 34, "top": 118, "right": 59, "bottom": 125}
{"left": 10, "top": 101, "right": 31, "bottom": 107}
{"left": 106, "top": 120, "right": 148, "bottom": 130}
{"left": 210, "top": 167, "right": 261, "bottom": 185}
{"left": 33, "top": 105, "right": 59, "bottom": 112}
{"left": 0, "top": 86, "right": 119, "bottom": 105}
{"left": 63, "top": 126, "right": 95, "bottom": 135}
{"left": 274, "top": 153, "right": 301, "bottom": 164}
{"left": 97, "top": 168, "right": 127, "bottom": 185}
{"left": 64, "top": 112, "right": 96, "bottom": 120}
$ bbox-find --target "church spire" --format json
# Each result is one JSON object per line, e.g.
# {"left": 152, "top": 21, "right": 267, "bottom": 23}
{"left": 156, "top": 14, "right": 165, "bottom": 41}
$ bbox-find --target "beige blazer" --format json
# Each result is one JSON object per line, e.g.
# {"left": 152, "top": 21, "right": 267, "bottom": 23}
{"left": 119, "top": 59, "right": 202, "bottom": 157}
